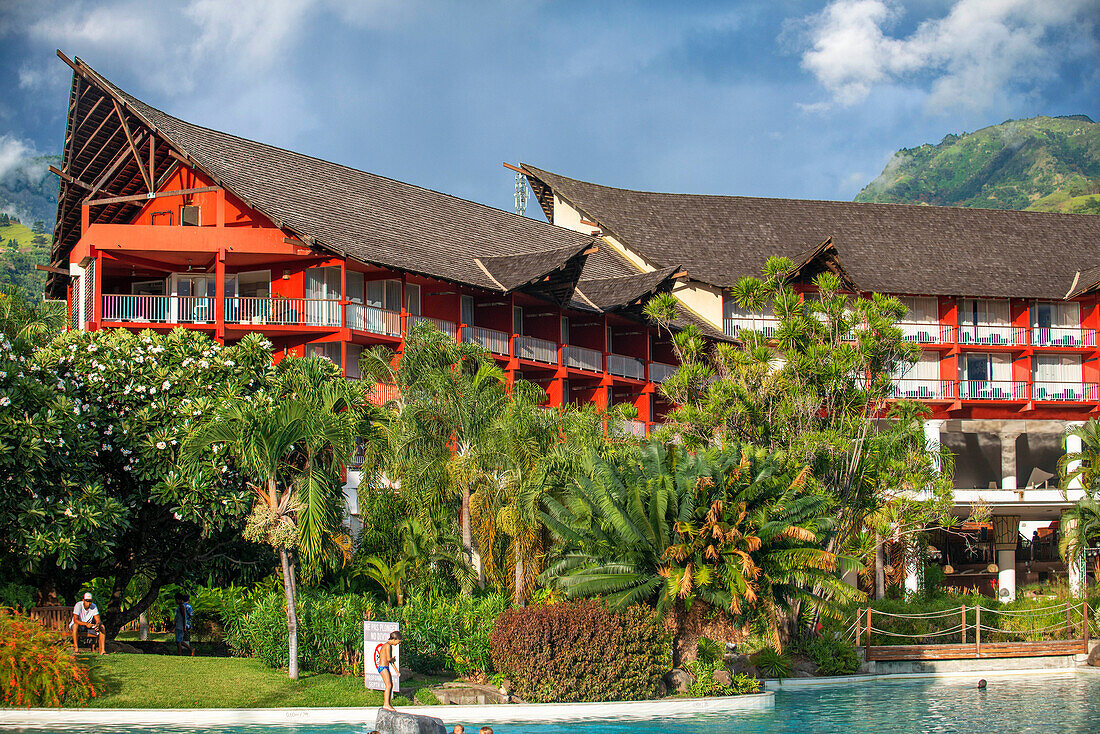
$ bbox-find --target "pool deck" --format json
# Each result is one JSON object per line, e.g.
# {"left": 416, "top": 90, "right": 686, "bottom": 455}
{"left": 0, "top": 692, "right": 775, "bottom": 727}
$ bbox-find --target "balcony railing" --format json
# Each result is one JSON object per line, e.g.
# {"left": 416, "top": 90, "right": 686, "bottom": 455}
{"left": 1031, "top": 326, "right": 1097, "bottom": 348}
{"left": 346, "top": 303, "right": 400, "bottom": 336}
{"left": 959, "top": 380, "right": 1028, "bottom": 401}
{"left": 102, "top": 294, "right": 216, "bottom": 324}
{"left": 408, "top": 314, "right": 457, "bottom": 339}
{"left": 1031, "top": 381, "right": 1099, "bottom": 402}
{"left": 899, "top": 322, "right": 954, "bottom": 344}
{"left": 564, "top": 344, "right": 603, "bottom": 372}
{"left": 889, "top": 378, "right": 957, "bottom": 400}
{"left": 724, "top": 316, "right": 779, "bottom": 338}
{"left": 515, "top": 335, "right": 557, "bottom": 364}
{"left": 607, "top": 353, "right": 645, "bottom": 380}
{"left": 621, "top": 419, "right": 646, "bottom": 438}
{"left": 649, "top": 361, "right": 677, "bottom": 383}
{"left": 957, "top": 324, "right": 1025, "bottom": 346}
{"left": 367, "top": 383, "right": 400, "bottom": 406}
{"left": 462, "top": 325, "right": 509, "bottom": 355}
{"left": 225, "top": 297, "right": 341, "bottom": 327}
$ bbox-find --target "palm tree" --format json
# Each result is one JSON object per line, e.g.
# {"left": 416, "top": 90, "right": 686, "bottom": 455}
{"left": 541, "top": 440, "right": 856, "bottom": 662}
{"left": 184, "top": 398, "right": 311, "bottom": 679}
{"left": 1060, "top": 419, "right": 1100, "bottom": 495}
{"left": 1060, "top": 496, "right": 1100, "bottom": 583}
{"left": 0, "top": 289, "right": 65, "bottom": 350}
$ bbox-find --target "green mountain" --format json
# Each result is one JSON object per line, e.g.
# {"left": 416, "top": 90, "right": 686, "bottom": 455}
{"left": 0, "top": 150, "right": 59, "bottom": 299}
{"left": 855, "top": 115, "right": 1100, "bottom": 214}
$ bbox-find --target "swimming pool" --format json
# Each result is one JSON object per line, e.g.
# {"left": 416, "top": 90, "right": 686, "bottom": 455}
{"left": 5, "top": 673, "right": 1100, "bottom": 733}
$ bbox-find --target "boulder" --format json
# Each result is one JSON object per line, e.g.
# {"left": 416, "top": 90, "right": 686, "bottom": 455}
{"left": 1088, "top": 644, "right": 1100, "bottom": 667}
{"left": 664, "top": 668, "right": 693, "bottom": 695}
{"left": 712, "top": 669, "right": 733, "bottom": 687}
{"left": 376, "top": 709, "right": 446, "bottom": 734}
{"left": 791, "top": 654, "right": 817, "bottom": 677}
{"left": 657, "top": 678, "right": 668, "bottom": 698}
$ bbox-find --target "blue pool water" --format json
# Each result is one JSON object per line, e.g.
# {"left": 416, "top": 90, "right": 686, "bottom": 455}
{"left": 7, "top": 674, "right": 1100, "bottom": 733}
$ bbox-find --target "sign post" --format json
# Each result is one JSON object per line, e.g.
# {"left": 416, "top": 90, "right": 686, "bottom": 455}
{"left": 363, "top": 620, "right": 400, "bottom": 692}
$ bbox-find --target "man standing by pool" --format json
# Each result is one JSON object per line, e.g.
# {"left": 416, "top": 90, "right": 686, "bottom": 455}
{"left": 70, "top": 592, "right": 106, "bottom": 655}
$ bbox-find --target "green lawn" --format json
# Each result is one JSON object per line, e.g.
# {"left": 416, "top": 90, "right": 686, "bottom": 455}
{"left": 83, "top": 653, "right": 439, "bottom": 709}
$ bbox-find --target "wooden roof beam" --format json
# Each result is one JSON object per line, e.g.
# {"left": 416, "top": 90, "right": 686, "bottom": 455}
{"left": 113, "top": 99, "right": 152, "bottom": 192}
{"left": 49, "top": 165, "right": 96, "bottom": 191}
{"left": 85, "top": 185, "right": 219, "bottom": 207}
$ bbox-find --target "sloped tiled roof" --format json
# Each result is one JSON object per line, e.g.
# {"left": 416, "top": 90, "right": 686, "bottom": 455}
{"left": 53, "top": 59, "right": 594, "bottom": 295}
{"left": 522, "top": 164, "right": 1100, "bottom": 300}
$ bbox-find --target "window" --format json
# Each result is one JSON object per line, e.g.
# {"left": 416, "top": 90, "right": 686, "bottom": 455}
{"left": 1032, "top": 301, "right": 1081, "bottom": 346}
{"left": 959, "top": 353, "right": 1013, "bottom": 398}
{"left": 346, "top": 344, "right": 363, "bottom": 380}
{"left": 365, "top": 279, "right": 402, "bottom": 311}
{"left": 513, "top": 306, "right": 524, "bottom": 335}
{"left": 462, "top": 296, "right": 475, "bottom": 326}
{"left": 561, "top": 316, "right": 570, "bottom": 344}
{"left": 1032, "top": 355, "right": 1082, "bottom": 400}
{"left": 606, "top": 325, "right": 613, "bottom": 353}
{"left": 306, "top": 342, "right": 342, "bottom": 369}
{"left": 405, "top": 283, "right": 420, "bottom": 316}
{"left": 347, "top": 272, "right": 364, "bottom": 304}
{"left": 306, "top": 266, "right": 341, "bottom": 300}
{"left": 892, "top": 353, "right": 941, "bottom": 398}
{"left": 724, "top": 296, "right": 775, "bottom": 336}
{"left": 958, "top": 299, "right": 1012, "bottom": 345}
{"left": 181, "top": 205, "right": 200, "bottom": 226}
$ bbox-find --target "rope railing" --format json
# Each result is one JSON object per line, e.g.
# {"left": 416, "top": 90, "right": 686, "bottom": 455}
{"left": 853, "top": 601, "right": 1093, "bottom": 655}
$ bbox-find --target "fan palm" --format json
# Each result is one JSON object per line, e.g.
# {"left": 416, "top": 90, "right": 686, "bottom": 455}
{"left": 1060, "top": 496, "right": 1100, "bottom": 581}
{"left": 1060, "top": 419, "right": 1100, "bottom": 495}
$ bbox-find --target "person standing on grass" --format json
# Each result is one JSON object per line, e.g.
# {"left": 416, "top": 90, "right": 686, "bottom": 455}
{"left": 70, "top": 592, "right": 106, "bottom": 655}
{"left": 175, "top": 592, "right": 195, "bottom": 656}
{"left": 378, "top": 630, "right": 402, "bottom": 711}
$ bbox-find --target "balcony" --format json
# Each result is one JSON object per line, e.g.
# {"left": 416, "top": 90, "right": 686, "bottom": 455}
{"left": 900, "top": 322, "right": 954, "bottom": 344}
{"left": 649, "top": 361, "right": 677, "bottom": 383}
{"left": 367, "top": 383, "right": 400, "bottom": 406}
{"left": 607, "top": 353, "right": 645, "bottom": 380}
{"left": 408, "top": 314, "right": 457, "bottom": 339}
{"left": 564, "top": 344, "right": 603, "bottom": 372}
{"left": 724, "top": 316, "right": 779, "bottom": 339}
{"left": 889, "top": 378, "right": 957, "bottom": 400}
{"left": 515, "top": 335, "right": 557, "bottom": 364}
{"left": 1031, "top": 326, "right": 1097, "bottom": 348}
{"left": 346, "top": 303, "right": 400, "bottom": 336}
{"left": 102, "top": 294, "right": 214, "bottom": 324}
{"left": 227, "top": 297, "right": 341, "bottom": 328}
{"left": 957, "top": 325, "right": 1026, "bottom": 347}
{"left": 958, "top": 380, "right": 1028, "bottom": 401}
{"left": 1031, "top": 381, "right": 1099, "bottom": 402}
{"left": 462, "top": 325, "right": 509, "bottom": 355}
{"left": 621, "top": 419, "right": 646, "bottom": 438}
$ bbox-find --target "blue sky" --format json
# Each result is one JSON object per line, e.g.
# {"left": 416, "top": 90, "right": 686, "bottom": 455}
{"left": 0, "top": 0, "right": 1097, "bottom": 216}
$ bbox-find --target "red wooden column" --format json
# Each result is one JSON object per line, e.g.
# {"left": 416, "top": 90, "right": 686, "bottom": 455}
{"left": 216, "top": 189, "right": 226, "bottom": 227}
{"left": 92, "top": 247, "right": 102, "bottom": 330}
{"left": 214, "top": 248, "right": 226, "bottom": 344}
{"left": 340, "top": 258, "right": 348, "bottom": 330}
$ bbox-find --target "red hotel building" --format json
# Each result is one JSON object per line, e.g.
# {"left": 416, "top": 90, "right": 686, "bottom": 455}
{"left": 49, "top": 55, "right": 1100, "bottom": 597}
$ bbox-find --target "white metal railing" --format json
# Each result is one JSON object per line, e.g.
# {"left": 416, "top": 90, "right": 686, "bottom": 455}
{"left": 346, "top": 303, "right": 400, "bottom": 336}
{"left": 1031, "top": 382, "right": 1099, "bottom": 402}
{"left": 223, "top": 297, "right": 341, "bottom": 327}
{"left": 889, "top": 379, "right": 957, "bottom": 400}
{"left": 622, "top": 419, "right": 646, "bottom": 438}
{"left": 899, "top": 322, "right": 953, "bottom": 344}
{"left": 724, "top": 316, "right": 779, "bottom": 338}
{"left": 564, "top": 344, "right": 603, "bottom": 372}
{"left": 408, "top": 314, "right": 457, "bottom": 339}
{"left": 515, "top": 335, "right": 557, "bottom": 364}
{"left": 462, "top": 325, "right": 510, "bottom": 355}
{"left": 607, "top": 353, "right": 645, "bottom": 380}
{"left": 102, "top": 294, "right": 216, "bottom": 324}
{"left": 649, "top": 361, "right": 677, "bottom": 383}
{"left": 1031, "top": 327, "right": 1097, "bottom": 348}
{"left": 367, "top": 383, "right": 400, "bottom": 406}
{"left": 957, "top": 324, "right": 1025, "bottom": 346}
{"left": 959, "top": 380, "right": 1028, "bottom": 401}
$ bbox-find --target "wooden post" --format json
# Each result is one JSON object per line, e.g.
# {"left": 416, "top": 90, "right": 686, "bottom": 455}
{"left": 975, "top": 605, "right": 981, "bottom": 656}
{"left": 865, "top": 608, "right": 872, "bottom": 660}
{"left": 855, "top": 608, "right": 861, "bottom": 647}
{"left": 961, "top": 605, "right": 967, "bottom": 644}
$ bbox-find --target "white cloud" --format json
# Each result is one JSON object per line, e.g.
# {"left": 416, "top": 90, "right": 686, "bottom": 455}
{"left": 0, "top": 134, "right": 46, "bottom": 184}
{"left": 794, "top": 0, "right": 1100, "bottom": 111}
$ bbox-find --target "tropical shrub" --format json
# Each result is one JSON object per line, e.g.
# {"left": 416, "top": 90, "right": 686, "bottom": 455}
{"left": 683, "top": 659, "right": 761, "bottom": 696}
{"left": 750, "top": 648, "right": 792, "bottom": 679}
{"left": 395, "top": 592, "right": 507, "bottom": 675}
{"left": 490, "top": 599, "right": 671, "bottom": 702}
{"left": 0, "top": 583, "right": 34, "bottom": 611}
{"left": 794, "top": 636, "right": 860, "bottom": 676}
{"left": 0, "top": 612, "right": 99, "bottom": 707}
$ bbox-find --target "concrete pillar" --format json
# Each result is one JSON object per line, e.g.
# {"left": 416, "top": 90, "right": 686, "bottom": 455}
{"left": 1063, "top": 511, "right": 1087, "bottom": 597}
{"left": 992, "top": 514, "right": 1020, "bottom": 601}
{"left": 999, "top": 430, "right": 1021, "bottom": 489}
{"left": 904, "top": 557, "right": 921, "bottom": 595}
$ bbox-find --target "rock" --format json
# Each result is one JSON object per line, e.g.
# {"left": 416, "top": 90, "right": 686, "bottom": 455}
{"left": 664, "top": 668, "right": 693, "bottom": 695}
{"left": 105, "top": 640, "right": 142, "bottom": 654}
{"left": 1088, "top": 644, "right": 1100, "bottom": 667}
{"left": 730, "top": 655, "right": 758, "bottom": 678}
{"left": 399, "top": 667, "right": 415, "bottom": 680}
{"left": 657, "top": 679, "right": 668, "bottom": 698}
{"left": 375, "top": 709, "right": 446, "bottom": 734}
{"left": 712, "top": 669, "right": 733, "bottom": 687}
{"left": 791, "top": 654, "right": 817, "bottom": 676}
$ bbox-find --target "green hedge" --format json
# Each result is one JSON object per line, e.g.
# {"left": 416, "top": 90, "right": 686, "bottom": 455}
{"left": 490, "top": 599, "right": 671, "bottom": 702}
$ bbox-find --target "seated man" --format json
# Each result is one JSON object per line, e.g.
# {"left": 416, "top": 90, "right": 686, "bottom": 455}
{"left": 70, "top": 592, "right": 106, "bottom": 655}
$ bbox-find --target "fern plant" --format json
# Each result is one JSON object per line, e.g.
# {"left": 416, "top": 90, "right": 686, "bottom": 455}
{"left": 751, "top": 648, "right": 792, "bottom": 679}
